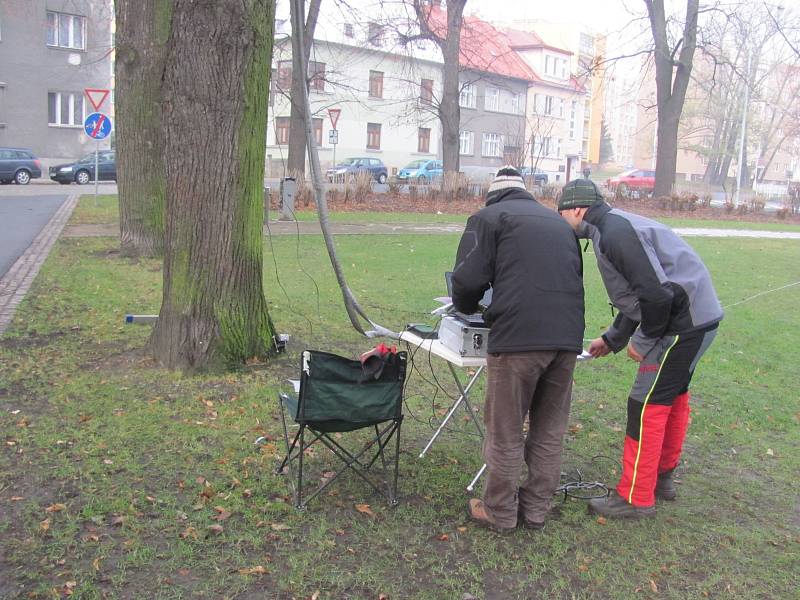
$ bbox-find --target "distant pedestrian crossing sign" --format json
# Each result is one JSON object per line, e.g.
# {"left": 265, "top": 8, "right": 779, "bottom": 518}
{"left": 84, "top": 112, "right": 112, "bottom": 140}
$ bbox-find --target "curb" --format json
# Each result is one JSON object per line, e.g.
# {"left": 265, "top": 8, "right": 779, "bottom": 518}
{"left": 0, "top": 193, "right": 81, "bottom": 335}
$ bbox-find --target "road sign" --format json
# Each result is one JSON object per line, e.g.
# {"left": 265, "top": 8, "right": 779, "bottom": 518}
{"left": 84, "top": 112, "right": 112, "bottom": 140}
{"left": 328, "top": 108, "right": 341, "bottom": 129}
{"left": 328, "top": 130, "right": 339, "bottom": 145}
{"left": 84, "top": 88, "right": 110, "bottom": 111}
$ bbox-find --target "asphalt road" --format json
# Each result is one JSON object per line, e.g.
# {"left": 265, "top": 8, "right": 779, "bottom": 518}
{"left": 0, "top": 193, "right": 68, "bottom": 278}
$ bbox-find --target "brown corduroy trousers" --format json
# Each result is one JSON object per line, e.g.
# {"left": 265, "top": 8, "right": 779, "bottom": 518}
{"left": 481, "top": 351, "right": 576, "bottom": 528}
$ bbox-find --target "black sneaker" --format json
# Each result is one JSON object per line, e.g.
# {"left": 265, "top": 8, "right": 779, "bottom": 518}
{"left": 588, "top": 491, "right": 656, "bottom": 519}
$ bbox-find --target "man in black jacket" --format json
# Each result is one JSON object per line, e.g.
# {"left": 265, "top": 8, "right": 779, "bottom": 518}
{"left": 452, "top": 166, "right": 585, "bottom": 532}
{"left": 558, "top": 179, "right": 722, "bottom": 519}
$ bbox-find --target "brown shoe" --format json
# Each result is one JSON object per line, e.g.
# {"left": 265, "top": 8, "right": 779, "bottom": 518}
{"left": 466, "top": 498, "right": 516, "bottom": 534}
{"left": 588, "top": 491, "right": 656, "bottom": 519}
{"left": 655, "top": 469, "right": 677, "bottom": 501}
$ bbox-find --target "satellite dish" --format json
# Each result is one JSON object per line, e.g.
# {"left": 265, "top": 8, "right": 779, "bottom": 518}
{"left": 68, "top": 53, "right": 81, "bottom": 66}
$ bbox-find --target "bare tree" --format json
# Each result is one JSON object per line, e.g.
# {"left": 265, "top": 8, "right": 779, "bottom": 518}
{"left": 406, "top": 0, "right": 468, "bottom": 174}
{"left": 115, "top": 0, "right": 170, "bottom": 257}
{"left": 644, "top": 0, "right": 700, "bottom": 197}
{"left": 148, "top": 0, "right": 277, "bottom": 369}
{"left": 287, "top": 0, "right": 322, "bottom": 174}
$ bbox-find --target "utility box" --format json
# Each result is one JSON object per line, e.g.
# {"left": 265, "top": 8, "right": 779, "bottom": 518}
{"left": 279, "top": 177, "right": 297, "bottom": 221}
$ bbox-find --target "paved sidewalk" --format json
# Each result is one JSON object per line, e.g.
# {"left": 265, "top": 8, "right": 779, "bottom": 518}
{"left": 61, "top": 221, "right": 800, "bottom": 239}
{"left": 0, "top": 194, "right": 80, "bottom": 334}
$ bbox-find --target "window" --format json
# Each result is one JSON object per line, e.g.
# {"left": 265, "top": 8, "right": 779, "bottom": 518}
{"left": 569, "top": 100, "right": 577, "bottom": 140}
{"left": 510, "top": 93, "right": 522, "bottom": 115}
{"left": 47, "top": 92, "right": 85, "bottom": 126}
{"left": 309, "top": 61, "right": 326, "bottom": 92}
{"left": 580, "top": 33, "right": 594, "bottom": 56}
{"left": 367, "top": 123, "right": 381, "bottom": 149}
{"left": 369, "top": 70, "right": 384, "bottom": 99}
{"left": 368, "top": 22, "right": 384, "bottom": 46}
{"left": 418, "top": 127, "right": 431, "bottom": 153}
{"left": 313, "top": 118, "right": 323, "bottom": 145}
{"left": 459, "top": 130, "right": 474, "bottom": 156}
{"left": 544, "top": 96, "right": 554, "bottom": 115}
{"left": 277, "top": 60, "right": 292, "bottom": 90}
{"left": 482, "top": 133, "right": 502, "bottom": 157}
{"left": 275, "top": 117, "right": 290, "bottom": 145}
{"left": 46, "top": 11, "right": 86, "bottom": 50}
{"left": 420, "top": 78, "right": 434, "bottom": 104}
{"left": 484, "top": 87, "right": 499, "bottom": 111}
{"left": 459, "top": 83, "right": 476, "bottom": 109}
{"left": 344, "top": 23, "right": 354, "bottom": 38}
{"left": 269, "top": 68, "right": 277, "bottom": 106}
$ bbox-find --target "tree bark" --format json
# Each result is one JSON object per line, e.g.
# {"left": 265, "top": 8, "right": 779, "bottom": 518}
{"left": 286, "top": 0, "right": 321, "bottom": 175}
{"left": 149, "top": 0, "right": 277, "bottom": 370}
{"left": 115, "top": 0, "right": 171, "bottom": 257}
{"left": 645, "top": 0, "right": 699, "bottom": 197}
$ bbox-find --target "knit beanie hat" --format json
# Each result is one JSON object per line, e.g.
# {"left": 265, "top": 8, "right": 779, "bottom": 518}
{"left": 557, "top": 178, "right": 604, "bottom": 210}
{"left": 487, "top": 166, "right": 526, "bottom": 200}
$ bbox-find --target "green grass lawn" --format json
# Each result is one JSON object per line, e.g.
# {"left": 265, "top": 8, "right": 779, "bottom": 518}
{"left": 1, "top": 199, "right": 799, "bottom": 599}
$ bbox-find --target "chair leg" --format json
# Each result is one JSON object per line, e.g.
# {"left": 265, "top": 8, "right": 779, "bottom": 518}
{"left": 276, "top": 398, "right": 297, "bottom": 475}
{"left": 375, "top": 424, "right": 387, "bottom": 470}
{"left": 296, "top": 424, "right": 305, "bottom": 509}
{"left": 391, "top": 419, "right": 402, "bottom": 506}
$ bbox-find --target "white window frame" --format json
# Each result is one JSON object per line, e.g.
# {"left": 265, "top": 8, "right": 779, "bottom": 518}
{"left": 569, "top": 100, "right": 577, "bottom": 140}
{"left": 459, "top": 130, "right": 474, "bottom": 155}
{"left": 48, "top": 92, "right": 85, "bottom": 127}
{"left": 484, "top": 87, "right": 500, "bottom": 112}
{"left": 46, "top": 11, "right": 86, "bottom": 50}
{"left": 482, "top": 132, "right": 503, "bottom": 157}
{"left": 459, "top": 83, "right": 476, "bottom": 109}
{"left": 544, "top": 95, "right": 554, "bottom": 116}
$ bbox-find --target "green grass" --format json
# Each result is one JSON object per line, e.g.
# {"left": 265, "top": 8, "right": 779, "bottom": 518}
{"left": 1, "top": 199, "right": 799, "bottom": 599}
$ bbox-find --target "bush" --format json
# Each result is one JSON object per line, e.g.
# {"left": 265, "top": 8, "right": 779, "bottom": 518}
{"left": 441, "top": 172, "right": 470, "bottom": 201}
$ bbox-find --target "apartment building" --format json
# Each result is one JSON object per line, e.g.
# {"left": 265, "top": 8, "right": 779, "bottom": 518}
{"left": 0, "top": 0, "right": 113, "bottom": 167}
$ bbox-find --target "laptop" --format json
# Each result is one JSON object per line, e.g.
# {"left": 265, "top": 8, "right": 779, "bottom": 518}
{"left": 444, "top": 271, "right": 491, "bottom": 327}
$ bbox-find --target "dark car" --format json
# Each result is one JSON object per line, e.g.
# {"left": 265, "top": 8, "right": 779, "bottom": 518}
{"left": 326, "top": 157, "right": 388, "bottom": 184}
{"left": 49, "top": 151, "right": 116, "bottom": 185}
{"left": 519, "top": 167, "right": 548, "bottom": 186}
{"left": 0, "top": 147, "right": 42, "bottom": 185}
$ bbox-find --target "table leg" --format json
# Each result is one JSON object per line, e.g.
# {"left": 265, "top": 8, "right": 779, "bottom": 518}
{"left": 419, "top": 364, "right": 485, "bottom": 458}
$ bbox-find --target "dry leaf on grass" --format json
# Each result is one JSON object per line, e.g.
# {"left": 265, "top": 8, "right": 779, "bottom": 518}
{"left": 650, "top": 579, "right": 659, "bottom": 593}
{"left": 437, "top": 533, "right": 449, "bottom": 541}
{"left": 354, "top": 503, "right": 375, "bottom": 517}
{"left": 270, "top": 522, "right": 291, "bottom": 531}
{"left": 212, "top": 506, "right": 232, "bottom": 521}
{"left": 45, "top": 503, "right": 66, "bottom": 513}
{"left": 237, "top": 565, "right": 267, "bottom": 575}
{"left": 596, "top": 516, "right": 607, "bottom": 525}
{"left": 207, "top": 524, "right": 224, "bottom": 535}
{"left": 39, "top": 518, "right": 51, "bottom": 532}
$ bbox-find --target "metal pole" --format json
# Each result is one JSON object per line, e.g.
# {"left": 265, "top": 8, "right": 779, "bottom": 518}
{"left": 735, "top": 48, "right": 752, "bottom": 207}
{"left": 94, "top": 139, "right": 99, "bottom": 205}
{"left": 332, "top": 132, "right": 337, "bottom": 169}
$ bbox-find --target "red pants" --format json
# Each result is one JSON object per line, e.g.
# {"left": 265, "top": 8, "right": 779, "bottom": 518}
{"left": 616, "top": 326, "right": 718, "bottom": 506}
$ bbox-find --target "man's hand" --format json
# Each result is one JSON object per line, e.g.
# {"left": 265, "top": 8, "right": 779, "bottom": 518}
{"left": 626, "top": 343, "right": 644, "bottom": 362}
{"left": 588, "top": 337, "right": 611, "bottom": 358}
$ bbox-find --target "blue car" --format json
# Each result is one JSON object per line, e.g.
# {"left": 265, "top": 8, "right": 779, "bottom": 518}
{"left": 326, "top": 157, "right": 388, "bottom": 183}
{"left": 396, "top": 159, "right": 443, "bottom": 184}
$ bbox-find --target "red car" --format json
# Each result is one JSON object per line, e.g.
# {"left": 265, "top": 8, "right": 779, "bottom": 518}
{"left": 606, "top": 169, "right": 655, "bottom": 197}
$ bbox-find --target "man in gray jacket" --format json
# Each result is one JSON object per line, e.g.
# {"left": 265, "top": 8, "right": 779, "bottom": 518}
{"left": 452, "top": 166, "right": 584, "bottom": 531}
{"left": 558, "top": 179, "right": 723, "bottom": 518}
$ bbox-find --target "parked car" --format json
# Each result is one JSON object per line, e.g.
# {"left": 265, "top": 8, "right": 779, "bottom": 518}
{"left": 0, "top": 147, "right": 42, "bottom": 185}
{"left": 606, "top": 168, "right": 655, "bottom": 197}
{"left": 49, "top": 151, "right": 116, "bottom": 185}
{"left": 396, "top": 159, "right": 443, "bottom": 184}
{"left": 326, "top": 157, "right": 388, "bottom": 184}
{"left": 519, "top": 167, "right": 549, "bottom": 186}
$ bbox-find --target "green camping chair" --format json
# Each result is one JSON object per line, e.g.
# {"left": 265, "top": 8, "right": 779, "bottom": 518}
{"left": 275, "top": 349, "right": 407, "bottom": 509}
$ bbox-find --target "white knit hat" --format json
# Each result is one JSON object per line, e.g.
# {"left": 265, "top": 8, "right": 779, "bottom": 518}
{"left": 487, "top": 165, "right": 526, "bottom": 197}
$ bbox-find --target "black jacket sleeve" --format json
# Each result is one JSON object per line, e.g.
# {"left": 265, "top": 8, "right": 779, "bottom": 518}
{"left": 602, "top": 312, "right": 639, "bottom": 353}
{"left": 451, "top": 213, "right": 495, "bottom": 314}
{"left": 601, "top": 223, "right": 673, "bottom": 340}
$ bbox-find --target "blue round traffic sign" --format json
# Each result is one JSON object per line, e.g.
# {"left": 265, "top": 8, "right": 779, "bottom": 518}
{"left": 84, "top": 112, "right": 112, "bottom": 140}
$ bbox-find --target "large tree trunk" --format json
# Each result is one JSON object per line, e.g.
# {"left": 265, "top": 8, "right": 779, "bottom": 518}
{"left": 286, "top": 0, "right": 321, "bottom": 175}
{"left": 646, "top": 0, "right": 699, "bottom": 197}
{"left": 115, "top": 0, "right": 171, "bottom": 257}
{"left": 439, "top": 0, "right": 465, "bottom": 174}
{"left": 149, "top": 0, "right": 277, "bottom": 370}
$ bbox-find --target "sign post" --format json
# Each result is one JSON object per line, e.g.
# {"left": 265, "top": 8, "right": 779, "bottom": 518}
{"left": 84, "top": 89, "right": 112, "bottom": 204}
{"left": 328, "top": 108, "right": 341, "bottom": 170}
{"left": 83, "top": 112, "right": 113, "bottom": 203}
